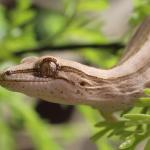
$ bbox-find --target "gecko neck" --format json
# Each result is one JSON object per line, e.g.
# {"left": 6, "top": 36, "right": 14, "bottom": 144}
{"left": 105, "top": 40, "right": 150, "bottom": 79}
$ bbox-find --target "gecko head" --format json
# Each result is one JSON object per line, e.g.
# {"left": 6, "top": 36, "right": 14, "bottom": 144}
{"left": 0, "top": 55, "right": 97, "bottom": 105}
{"left": 0, "top": 56, "right": 64, "bottom": 100}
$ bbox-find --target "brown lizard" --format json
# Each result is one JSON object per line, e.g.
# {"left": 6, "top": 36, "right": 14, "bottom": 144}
{"left": 0, "top": 17, "right": 150, "bottom": 121}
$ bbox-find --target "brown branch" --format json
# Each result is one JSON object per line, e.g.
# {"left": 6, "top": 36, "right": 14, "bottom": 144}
{"left": 13, "top": 43, "right": 124, "bottom": 57}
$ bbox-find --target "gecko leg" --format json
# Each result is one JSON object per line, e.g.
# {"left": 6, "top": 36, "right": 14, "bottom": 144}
{"left": 99, "top": 110, "right": 118, "bottom": 123}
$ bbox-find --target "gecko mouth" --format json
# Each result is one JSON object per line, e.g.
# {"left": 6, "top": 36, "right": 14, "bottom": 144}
{"left": 0, "top": 70, "right": 51, "bottom": 82}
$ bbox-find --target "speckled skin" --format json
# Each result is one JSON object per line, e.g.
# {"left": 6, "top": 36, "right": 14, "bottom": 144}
{"left": 0, "top": 17, "right": 150, "bottom": 115}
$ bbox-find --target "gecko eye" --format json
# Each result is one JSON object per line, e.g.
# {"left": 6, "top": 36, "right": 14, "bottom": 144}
{"left": 40, "top": 61, "right": 57, "bottom": 77}
{"left": 35, "top": 57, "right": 60, "bottom": 78}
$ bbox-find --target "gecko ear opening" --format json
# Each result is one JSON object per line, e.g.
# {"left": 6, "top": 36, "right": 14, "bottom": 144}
{"left": 21, "top": 56, "right": 38, "bottom": 64}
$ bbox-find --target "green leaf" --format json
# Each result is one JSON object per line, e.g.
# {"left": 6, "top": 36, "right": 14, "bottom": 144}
{"left": 10, "top": 99, "right": 62, "bottom": 150}
{"left": 144, "top": 88, "right": 150, "bottom": 95}
{"left": 91, "top": 128, "right": 111, "bottom": 141}
{"left": 124, "top": 114, "right": 150, "bottom": 123}
{"left": 11, "top": 10, "right": 36, "bottom": 26}
{"left": 133, "top": 0, "right": 148, "bottom": 6}
{"left": 0, "top": 110, "right": 16, "bottom": 150}
{"left": 131, "top": 0, "right": 150, "bottom": 26}
{"left": 42, "top": 13, "right": 66, "bottom": 37}
{"left": 0, "top": 87, "right": 61, "bottom": 150}
{"left": 78, "top": 0, "right": 108, "bottom": 12}
{"left": 144, "top": 138, "right": 150, "bottom": 150}
{"left": 82, "top": 49, "right": 118, "bottom": 68}
{"left": 94, "top": 121, "right": 109, "bottom": 127}
{"left": 16, "top": 0, "right": 32, "bottom": 10}
{"left": 0, "top": 5, "right": 8, "bottom": 39}
{"left": 64, "top": 0, "right": 78, "bottom": 17}
{"left": 119, "top": 135, "right": 135, "bottom": 150}
{"left": 136, "top": 97, "right": 150, "bottom": 107}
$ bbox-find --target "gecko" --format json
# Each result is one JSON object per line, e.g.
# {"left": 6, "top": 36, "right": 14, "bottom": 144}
{"left": 0, "top": 17, "right": 150, "bottom": 121}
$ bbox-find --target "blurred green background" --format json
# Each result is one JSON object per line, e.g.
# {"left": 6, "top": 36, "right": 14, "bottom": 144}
{"left": 0, "top": 0, "right": 150, "bottom": 150}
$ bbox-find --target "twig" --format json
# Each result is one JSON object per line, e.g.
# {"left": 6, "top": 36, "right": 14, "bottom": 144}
{"left": 13, "top": 43, "right": 124, "bottom": 56}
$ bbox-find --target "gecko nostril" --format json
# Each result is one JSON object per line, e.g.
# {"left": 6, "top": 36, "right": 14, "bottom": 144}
{"left": 5, "top": 71, "right": 12, "bottom": 76}
{"left": 80, "top": 81, "right": 87, "bottom": 86}
{"left": 0, "top": 71, "right": 11, "bottom": 80}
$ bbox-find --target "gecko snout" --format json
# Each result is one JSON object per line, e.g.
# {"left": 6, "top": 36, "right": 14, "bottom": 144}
{"left": 0, "top": 70, "right": 13, "bottom": 80}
